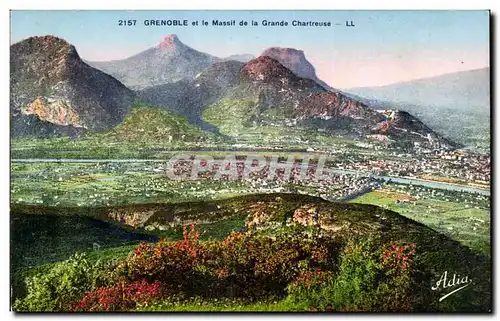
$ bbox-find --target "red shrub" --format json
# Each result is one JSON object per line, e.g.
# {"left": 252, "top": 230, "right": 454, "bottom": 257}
{"left": 291, "top": 269, "right": 330, "bottom": 290}
{"left": 381, "top": 241, "right": 416, "bottom": 272}
{"left": 115, "top": 226, "right": 339, "bottom": 299}
{"left": 71, "top": 280, "right": 161, "bottom": 312}
{"left": 124, "top": 224, "right": 201, "bottom": 282}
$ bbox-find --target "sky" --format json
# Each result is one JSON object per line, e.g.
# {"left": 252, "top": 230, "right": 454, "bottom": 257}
{"left": 10, "top": 10, "right": 490, "bottom": 88}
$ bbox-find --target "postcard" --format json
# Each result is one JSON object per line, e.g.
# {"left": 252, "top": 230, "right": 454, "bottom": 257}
{"left": 9, "top": 10, "right": 491, "bottom": 312}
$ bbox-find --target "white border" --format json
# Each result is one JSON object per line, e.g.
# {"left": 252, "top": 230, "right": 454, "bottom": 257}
{"left": 1, "top": 1, "right": 497, "bottom": 320}
{"left": 3, "top": 0, "right": 499, "bottom": 10}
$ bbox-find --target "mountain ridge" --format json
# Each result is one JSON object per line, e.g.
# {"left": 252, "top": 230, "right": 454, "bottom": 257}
{"left": 201, "top": 56, "right": 459, "bottom": 149}
{"left": 10, "top": 35, "right": 462, "bottom": 149}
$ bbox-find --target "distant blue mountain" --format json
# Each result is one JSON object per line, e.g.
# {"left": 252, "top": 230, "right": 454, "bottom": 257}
{"left": 224, "top": 54, "right": 255, "bottom": 62}
{"left": 345, "top": 68, "right": 490, "bottom": 151}
{"left": 346, "top": 68, "right": 490, "bottom": 113}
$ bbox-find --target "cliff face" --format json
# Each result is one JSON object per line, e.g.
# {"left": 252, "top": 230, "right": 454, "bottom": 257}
{"left": 22, "top": 97, "right": 82, "bottom": 127}
{"left": 10, "top": 35, "right": 136, "bottom": 137}
{"left": 261, "top": 47, "right": 318, "bottom": 80}
{"left": 261, "top": 47, "right": 333, "bottom": 90}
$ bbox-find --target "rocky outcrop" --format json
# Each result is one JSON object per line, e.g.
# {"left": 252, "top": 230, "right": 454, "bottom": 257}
{"left": 22, "top": 97, "right": 82, "bottom": 127}
{"left": 261, "top": 47, "right": 333, "bottom": 90}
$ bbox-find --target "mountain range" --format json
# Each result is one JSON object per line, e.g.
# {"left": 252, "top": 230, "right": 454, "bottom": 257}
{"left": 10, "top": 35, "right": 466, "bottom": 150}
{"left": 88, "top": 36, "right": 334, "bottom": 92}
{"left": 138, "top": 52, "right": 457, "bottom": 149}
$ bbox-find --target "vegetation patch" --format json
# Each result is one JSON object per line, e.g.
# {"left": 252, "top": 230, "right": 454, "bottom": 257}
{"left": 351, "top": 185, "right": 491, "bottom": 256}
{"left": 11, "top": 194, "right": 491, "bottom": 312}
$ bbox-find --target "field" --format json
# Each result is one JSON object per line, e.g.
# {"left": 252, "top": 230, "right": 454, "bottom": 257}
{"left": 11, "top": 162, "right": 258, "bottom": 206}
{"left": 351, "top": 184, "right": 490, "bottom": 256}
{"left": 10, "top": 159, "right": 372, "bottom": 208}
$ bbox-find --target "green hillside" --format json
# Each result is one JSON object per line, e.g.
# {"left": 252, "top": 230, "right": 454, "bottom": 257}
{"left": 11, "top": 104, "right": 221, "bottom": 159}
{"left": 11, "top": 194, "right": 491, "bottom": 312}
{"left": 99, "top": 106, "right": 218, "bottom": 144}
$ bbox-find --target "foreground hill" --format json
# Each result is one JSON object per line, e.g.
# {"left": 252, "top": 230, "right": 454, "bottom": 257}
{"left": 10, "top": 36, "right": 136, "bottom": 137}
{"left": 87, "top": 35, "right": 221, "bottom": 90}
{"left": 12, "top": 193, "right": 490, "bottom": 312}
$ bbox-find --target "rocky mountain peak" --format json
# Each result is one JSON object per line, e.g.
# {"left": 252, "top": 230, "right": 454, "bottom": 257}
{"left": 261, "top": 47, "right": 316, "bottom": 80}
{"left": 87, "top": 34, "right": 220, "bottom": 89}
{"left": 156, "top": 34, "right": 184, "bottom": 52}
{"left": 20, "top": 35, "right": 77, "bottom": 55}
{"left": 241, "top": 56, "right": 297, "bottom": 82}
{"left": 11, "top": 35, "right": 81, "bottom": 79}
{"left": 263, "top": 47, "right": 305, "bottom": 58}
{"left": 260, "top": 46, "right": 336, "bottom": 91}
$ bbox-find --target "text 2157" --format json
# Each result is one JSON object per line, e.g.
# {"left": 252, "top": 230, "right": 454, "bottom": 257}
{"left": 118, "top": 20, "right": 137, "bottom": 26}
